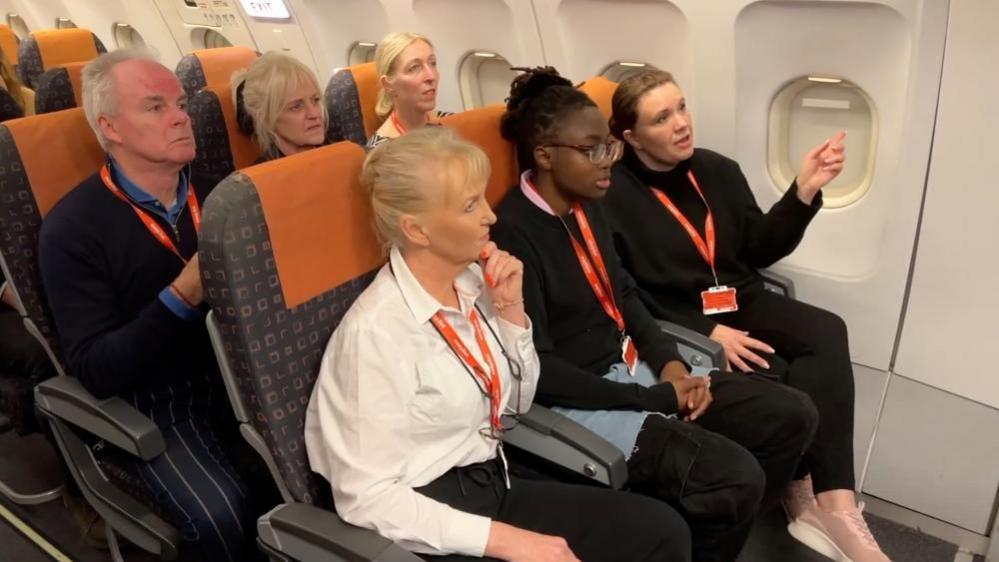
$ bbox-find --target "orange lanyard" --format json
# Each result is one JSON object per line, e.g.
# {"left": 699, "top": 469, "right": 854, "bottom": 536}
{"left": 430, "top": 308, "right": 503, "bottom": 433}
{"left": 649, "top": 170, "right": 719, "bottom": 285}
{"left": 523, "top": 175, "right": 626, "bottom": 333}
{"left": 567, "top": 203, "right": 627, "bottom": 333}
{"left": 99, "top": 164, "right": 200, "bottom": 264}
{"left": 389, "top": 111, "right": 434, "bottom": 135}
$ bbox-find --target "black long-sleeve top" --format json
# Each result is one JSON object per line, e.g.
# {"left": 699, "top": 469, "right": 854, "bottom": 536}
{"left": 38, "top": 170, "right": 221, "bottom": 400}
{"left": 606, "top": 147, "right": 822, "bottom": 335}
{"left": 492, "top": 185, "right": 683, "bottom": 415}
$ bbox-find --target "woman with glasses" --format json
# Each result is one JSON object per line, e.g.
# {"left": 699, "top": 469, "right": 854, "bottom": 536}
{"left": 606, "top": 70, "right": 887, "bottom": 562}
{"left": 304, "top": 127, "right": 690, "bottom": 562}
{"left": 491, "top": 67, "right": 820, "bottom": 562}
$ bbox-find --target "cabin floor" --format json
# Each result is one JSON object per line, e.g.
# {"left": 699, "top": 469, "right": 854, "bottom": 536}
{"left": 0, "top": 429, "right": 984, "bottom": 562}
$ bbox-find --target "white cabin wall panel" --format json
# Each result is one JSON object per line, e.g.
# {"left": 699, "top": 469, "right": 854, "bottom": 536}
{"left": 227, "top": 0, "right": 319, "bottom": 77}
{"left": 410, "top": 0, "right": 545, "bottom": 114}
{"left": 729, "top": 0, "right": 947, "bottom": 370}
{"left": 852, "top": 364, "right": 889, "bottom": 485}
{"left": 862, "top": 375, "right": 999, "bottom": 534}
{"left": 532, "top": 0, "right": 694, "bottom": 94}
{"left": 151, "top": 0, "right": 257, "bottom": 59}
{"left": 287, "top": 0, "right": 393, "bottom": 84}
{"left": 893, "top": 0, "right": 999, "bottom": 409}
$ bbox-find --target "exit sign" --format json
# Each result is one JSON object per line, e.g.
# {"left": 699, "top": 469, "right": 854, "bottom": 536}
{"left": 238, "top": 0, "right": 291, "bottom": 19}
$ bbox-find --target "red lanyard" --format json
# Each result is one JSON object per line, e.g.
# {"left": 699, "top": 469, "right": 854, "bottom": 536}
{"left": 99, "top": 164, "right": 200, "bottom": 264}
{"left": 430, "top": 308, "right": 503, "bottom": 434}
{"left": 567, "top": 203, "right": 627, "bottom": 333}
{"left": 649, "top": 170, "right": 719, "bottom": 285}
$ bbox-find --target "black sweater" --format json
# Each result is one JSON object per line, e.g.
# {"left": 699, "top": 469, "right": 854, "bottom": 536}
{"left": 38, "top": 170, "right": 221, "bottom": 400}
{"left": 493, "top": 186, "right": 683, "bottom": 415}
{"left": 607, "top": 147, "right": 821, "bottom": 335}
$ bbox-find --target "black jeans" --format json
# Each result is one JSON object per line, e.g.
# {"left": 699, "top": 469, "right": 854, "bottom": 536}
{"left": 628, "top": 373, "right": 818, "bottom": 562}
{"left": 720, "top": 289, "right": 856, "bottom": 493}
{"left": 0, "top": 304, "right": 54, "bottom": 433}
{"left": 417, "top": 456, "right": 692, "bottom": 562}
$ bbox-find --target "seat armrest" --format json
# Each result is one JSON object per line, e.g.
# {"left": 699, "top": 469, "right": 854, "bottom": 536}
{"left": 258, "top": 503, "right": 423, "bottom": 562}
{"left": 502, "top": 405, "right": 628, "bottom": 489}
{"left": 760, "top": 269, "right": 796, "bottom": 300}
{"left": 34, "top": 376, "right": 165, "bottom": 460}
{"left": 657, "top": 320, "right": 726, "bottom": 371}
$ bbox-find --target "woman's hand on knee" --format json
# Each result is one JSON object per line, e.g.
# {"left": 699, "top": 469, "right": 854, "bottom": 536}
{"left": 709, "top": 324, "right": 774, "bottom": 373}
{"left": 485, "top": 521, "right": 580, "bottom": 562}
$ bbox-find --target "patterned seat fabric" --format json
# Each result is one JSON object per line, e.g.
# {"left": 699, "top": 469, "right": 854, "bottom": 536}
{"left": 324, "top": 62, "right": 379, "bottom": 146}
{"left": 0, "top": 88, "right": 23, "bottom": 122}
{"left": 200, "top": 142, "right": 381, "bottom": 506}
{"left": 188, "top": 85, "right": 260, "bottom": 181}
{"left": 176, "top": 46, "right": 258, "bottom": 97}
{"left": 16, "top": 29, "right": 106, "bottom": 89}
{"left": 34, "top": 61, "right": 86, "bottom": 114}
{"left": 0, "top": 107, "right": 172, "bottom": 524}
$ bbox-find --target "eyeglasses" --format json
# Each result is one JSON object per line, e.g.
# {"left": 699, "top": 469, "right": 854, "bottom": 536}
{"left": 544, "top": 139, "right": 624, "bottom": 164}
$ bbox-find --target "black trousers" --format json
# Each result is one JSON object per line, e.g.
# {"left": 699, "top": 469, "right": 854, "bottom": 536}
{"left": 720, "top": 289, "right": 856, "bottom": 493}
{"left": 0, "top": 305, "right": 54, "bottom": 433}
{"left": 628, "top": 373, "right": 817, "bottom": 562}
{"left": 417, "top": 456, "right": 692, "bottom": 562}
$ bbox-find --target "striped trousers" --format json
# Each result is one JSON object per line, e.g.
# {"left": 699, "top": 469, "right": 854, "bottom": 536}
{"left": 128, "top": 375, "right": 253, "bottom": 562}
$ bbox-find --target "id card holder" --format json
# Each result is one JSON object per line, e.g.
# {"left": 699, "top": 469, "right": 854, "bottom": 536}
{"left": 622, "top": 335, "right": 639, "bottom": 376}
{"left": 701, "top": 286, "right": 738, "bottom": 315}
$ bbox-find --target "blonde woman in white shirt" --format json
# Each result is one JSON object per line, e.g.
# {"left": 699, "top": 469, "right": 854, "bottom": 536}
{"left": 305, "top": 127, "right": 690, "bottom": 562}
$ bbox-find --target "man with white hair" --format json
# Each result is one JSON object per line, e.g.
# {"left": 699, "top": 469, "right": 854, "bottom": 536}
{"left": 38, "top": 49, "right": 252, "bottom": 561}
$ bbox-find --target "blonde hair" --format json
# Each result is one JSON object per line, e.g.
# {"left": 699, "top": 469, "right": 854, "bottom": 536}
{"left": 360, "top": 127, "right": 490, "bottom": 250}
{"left": 231, "top": 51, "right": 327, "bottom": 155}
{"left": 374, "top": 31, "right": 433, "bottom": 120}
{"left": 0, "top": 45, "right": 25, "bottom": 111}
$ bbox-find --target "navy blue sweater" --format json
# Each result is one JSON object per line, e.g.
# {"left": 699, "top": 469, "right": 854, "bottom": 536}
{"left": 39, "top": 169, "right": 221, "bottom": 400}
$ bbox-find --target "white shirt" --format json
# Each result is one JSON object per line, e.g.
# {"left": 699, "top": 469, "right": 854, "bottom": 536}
{"left": 304, "top": 247, "right": 540, "bottom": 557}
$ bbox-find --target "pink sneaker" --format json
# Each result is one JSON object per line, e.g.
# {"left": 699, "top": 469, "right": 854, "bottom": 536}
{"left": 782, "top": 475, "right": 817, "bottom": 522}
{"left": 788, "top": 502, "right": 891, "bottom": 562}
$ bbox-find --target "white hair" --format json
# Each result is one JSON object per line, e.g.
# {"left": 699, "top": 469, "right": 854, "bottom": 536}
{"left": 81, "top": 48, "right": 160, "bottom": 151}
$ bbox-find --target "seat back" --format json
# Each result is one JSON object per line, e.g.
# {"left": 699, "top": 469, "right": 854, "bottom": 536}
{"left": 188, "top": 84, "right": 260, "bottom": 180}
{"left": 16, "top": 29, "right": 106, "bottom": 89}
{"left": 200, "top": 141, "right": 382, "bottom": 505}
{"left": 442, "top": 104, "right": 519, "bottom": 206}
{"left": 34, "top": 61, "right": 86, "bottom": 114}
{"left": 0, "top": 24, "right": 20, "bottom": 68}
{"left": 0, "top": 88, "right": 23, "bottom": 122}
{"left": 323, "top": 62, "right": 379, "bottom": 146}
{"left": 0, "top": 108, "right": 105, "bottom": 366}
{"left": 175, "top": 46, "right": 258, "bottom": 96}
{"left": 577, "top": 76, "right": 617, "bottom": 120}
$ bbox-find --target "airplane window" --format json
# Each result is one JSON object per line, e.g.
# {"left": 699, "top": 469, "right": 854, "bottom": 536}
{"left": 347, "top": 41, "right": 377, "bottom": 66}
{"left": 600, "top": 61, "right": 658, "bottom": 82}
{"left": 191, "top": 27, "right": 233, "bottom": 49}
{"left": 767, "top": 75, "right": 877, "bottom": 208}
{"left": 6, "top": 13, "right": 28, "bottom": 39}
{"left": 458, "top": 51, "right": 519, "bottom": 110}
{"left": 55, "top": 17, "right": 77, "bottom": 29}
{"left": 113, "top": 23, "right": 145, "bottom": 48}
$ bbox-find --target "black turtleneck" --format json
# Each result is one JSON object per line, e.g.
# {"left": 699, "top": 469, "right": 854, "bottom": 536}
{"left": 606, "top": 146, "right": 822, "bottom": 335}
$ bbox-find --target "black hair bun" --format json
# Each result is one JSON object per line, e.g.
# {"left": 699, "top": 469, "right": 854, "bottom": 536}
{"left": 505, "top": 66, "right": 573, "bottom": 112}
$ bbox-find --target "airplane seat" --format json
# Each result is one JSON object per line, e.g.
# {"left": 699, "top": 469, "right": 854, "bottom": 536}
{"left": 0, "top": 108, "right": 181, "bottom": 556}
{"left": 323, "top": 61, "right": 379, "bottom": 146}
{"left": 0, "top": 24, "right": 20, "bottom": 69}
{"left": 441, "top": 104, "right": 519, "bottom": 206}
{"left": 199, "top": 141, "right": 634, "bottom": 560}
{"left": 175, "top": 46, "right": 258, "bottom": 97}
{"left": 0, "top": 87, "right": 24, "bottom": 122}
{"left": 188, "top": 84, "right": 260, "bottom": 181}
{"left": 33, "top": 61, "right": 86, "bottom": 114}
{"left": 16, "top": 28, "right": 106, "bottom": 89}
{"left": 577, "top": 75, "right": 617, "bottom": 120}
{"left": 443, "top": 104, "right": 727, "bottom": 369}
